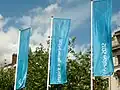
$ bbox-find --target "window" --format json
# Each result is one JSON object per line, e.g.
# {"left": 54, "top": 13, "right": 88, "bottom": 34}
{"left": 117, "top": 55, "right": 120, "bottom": 65}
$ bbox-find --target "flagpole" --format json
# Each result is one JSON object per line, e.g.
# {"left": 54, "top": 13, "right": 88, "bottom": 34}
{"left": 47, "top": 16, "right": 53, "bottom": 90}
{"left": 91, "top": 0, "right": 93, "bottom": 90}
{"left": 14, "top": 30, "right": 21, "bottom": 90}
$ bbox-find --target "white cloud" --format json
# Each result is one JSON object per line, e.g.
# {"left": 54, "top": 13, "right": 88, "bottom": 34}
{"left": 59, "top": 2, "right": 90, "bottom": 30}
{"left": 16, "top": 16, "right": 32, "bottom": 29}
{"left": 44, "top": 3, "right": 62, "bottom": 14}
{"left": 112, "top": 11, "right": 120, "bottom": 27}
{"left": 17, "top": 2, "right": 90, "bottom": 48}
{"left": 74, "top": 44, "right": 90, "bottom": 54}
{"left": 0, "top": 14, "right": 11, "bottom": 30}
{"left": 0, "top": 1, "right": 90, "bottom": 65}
{"left": 0, "top": 26, "right": 18, "bottom": 65}
{"left": 68, "top": 44, "right": 90, "bottom": 60}
{"left": 15, "top": 4, "right": 62, "bottom": 51}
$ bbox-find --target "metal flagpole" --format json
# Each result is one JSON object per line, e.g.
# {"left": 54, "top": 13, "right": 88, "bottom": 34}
{"left": 91, "top": 0, "right": 93, "bottom": 90}
{"left": 14, "top": 30, "right": 21, "bottom": 90}
{"left": 47, "top": 16, "right": 53, "bottom": 90}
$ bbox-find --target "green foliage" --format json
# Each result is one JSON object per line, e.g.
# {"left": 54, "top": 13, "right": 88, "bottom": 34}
{"left": 26, "top": 44, "right": 48, "bottom": 90}
{"left": 0, "top": 67, "right": 15, "bottom": 90}
{"left": 64, "top": 39, "right": 90, "bottom": 90}
{"left": 0, "top": 38, "right": 108, "bottom": 90}
{"left": 93, "top": 77, "right": 109, "bottom": 90}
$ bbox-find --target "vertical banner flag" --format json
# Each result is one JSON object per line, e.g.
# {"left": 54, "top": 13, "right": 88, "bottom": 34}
{"left": 50, "top": 18, "right": 71, "bottom": 84}
{"left": 15, "top": 28, "right": 31, "bottom": 89}
{"left": 92, "top": 0, "right": 114, "bottom": 76}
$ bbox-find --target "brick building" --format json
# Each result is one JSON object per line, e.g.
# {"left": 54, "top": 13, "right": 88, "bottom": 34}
{"left": 4, "top": 53, "right": 17, "bottom": 68}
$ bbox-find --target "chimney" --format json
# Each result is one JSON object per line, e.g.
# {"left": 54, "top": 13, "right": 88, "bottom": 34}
{"left": 12, "top": 53, "right": 17, "bottom": 65}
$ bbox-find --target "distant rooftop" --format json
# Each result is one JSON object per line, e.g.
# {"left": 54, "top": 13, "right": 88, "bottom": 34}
{"left": 112, "top": 28, "right": 120, "bottom": 56}
{"left": 0, "top": 53, "right": 17, "bottom": 68}
{"left": 113, "top": 28, "right": 120, "bottom": 36}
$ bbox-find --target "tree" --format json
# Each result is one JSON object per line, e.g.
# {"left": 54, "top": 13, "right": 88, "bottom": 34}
{"left": 0, "top": 67, "right": 15, "bottom": 90}
{"left": 0, "top": 37, "right": 108, "bottom": 90}
{"left": 93, "top": 77, "right": 109, "bottom": 90}
{"left": 26, "top": 37, "right": 91, "bottom": 90}
{"left": 26, "top": 44, "right": 48, "bottom": 90}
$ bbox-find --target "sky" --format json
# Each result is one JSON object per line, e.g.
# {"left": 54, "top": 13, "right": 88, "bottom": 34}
{"left": 0, "top": 0, "right": 120, "bottom": 65}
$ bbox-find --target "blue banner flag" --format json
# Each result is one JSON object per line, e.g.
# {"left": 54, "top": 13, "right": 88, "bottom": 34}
{"left": 50, "top": 18, "right": 71, "bottom": 84}
{"left": 15, "top": 28, "right": 31, "bottom": 89}
{"left": 92, "top": 0, "right": 114, "bottom": 76}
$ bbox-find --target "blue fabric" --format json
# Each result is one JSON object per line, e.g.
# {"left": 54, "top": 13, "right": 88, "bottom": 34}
{"left": 50, "top": 18, "right": 71, "bottom": 84}
{"left": 93, "top": 0, "right": 114, "bottom": 76}
{"left": 15, "top": 28, "right": 31, "bottom": 89}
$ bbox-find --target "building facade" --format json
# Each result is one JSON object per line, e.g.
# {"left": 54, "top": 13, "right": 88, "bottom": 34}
{"left": 4, "top": 53, "right": 17, "bottom": 69}
{"left": 109, "top": 29, "right": 120, "bottom": 90}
